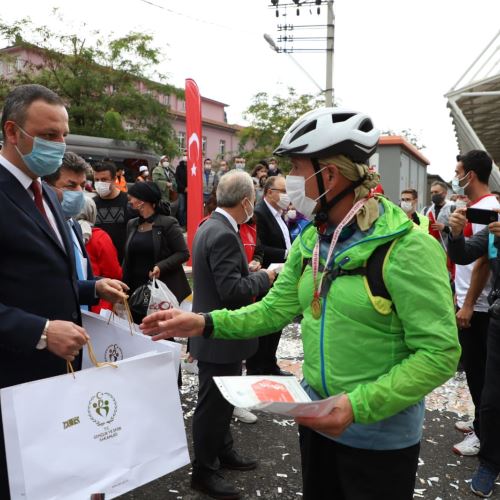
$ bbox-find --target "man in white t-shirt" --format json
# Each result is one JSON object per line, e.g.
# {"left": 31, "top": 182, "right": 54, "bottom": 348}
{"left": 451, "top": 150, "right": 498, "bottom": 457}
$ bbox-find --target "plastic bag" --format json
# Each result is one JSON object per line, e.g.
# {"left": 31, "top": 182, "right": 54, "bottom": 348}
{"left": 147, "top": 277, "right": 179, "bottom": 316}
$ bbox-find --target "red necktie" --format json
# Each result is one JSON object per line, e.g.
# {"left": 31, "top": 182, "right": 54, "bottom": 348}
{"left": 30, "top": 181, "right": 52, "bottom": 227}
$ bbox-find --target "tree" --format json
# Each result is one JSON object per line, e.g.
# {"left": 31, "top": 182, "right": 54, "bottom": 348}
{"left": 381, "top": 128, "right": 425, "bottom": 150}
{"left": 0, "top": 14, "right": 182, "bottom": 155}
{"left": 238, "top": 88, "right": 324, "bottom": 171}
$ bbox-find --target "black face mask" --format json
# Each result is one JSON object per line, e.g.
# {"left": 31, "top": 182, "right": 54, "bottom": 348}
{"left": 127, "top": 203, "right": 140, "bottom": 218}
{"left": 431, "top": 193, "right": 445, "bottom": 206}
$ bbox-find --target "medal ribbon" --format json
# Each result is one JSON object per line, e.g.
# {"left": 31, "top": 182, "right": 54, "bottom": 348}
{"left": 311, "top": 198, "right": 369, "bottom": 303}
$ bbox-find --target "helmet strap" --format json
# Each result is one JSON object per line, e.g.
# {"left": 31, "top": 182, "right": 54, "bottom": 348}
{"left": 312, "top": 156, "right": 366, "bottom": 227}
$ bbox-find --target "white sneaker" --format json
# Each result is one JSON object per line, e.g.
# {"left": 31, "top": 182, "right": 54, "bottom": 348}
{"left": 182, "top": 358, "right": 199, "bottom": 375}
{"left": 455, "top": 418, "right": 474, "bottom": 433}
{"left": 453, "top": 431, "right": 480, "bottom": 456}
{"left": 233, "top": 407, "right": 258, "bottom": 424}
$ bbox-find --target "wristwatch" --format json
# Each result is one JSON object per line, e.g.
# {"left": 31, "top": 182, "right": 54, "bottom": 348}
{"left": 36, "top": 320, "right": 50, "bottom": 350}
{"left": 198, "top": 313, "right": 214, "bottom": 339}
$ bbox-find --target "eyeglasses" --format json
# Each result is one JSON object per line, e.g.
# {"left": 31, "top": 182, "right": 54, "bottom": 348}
{"left": 270, "top": 188, "right": 286, "bottom": 194}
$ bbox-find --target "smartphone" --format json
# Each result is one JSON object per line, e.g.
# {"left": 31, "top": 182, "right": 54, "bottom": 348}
{"left": 466, "top": 207, "right": 499, "bottom": 225}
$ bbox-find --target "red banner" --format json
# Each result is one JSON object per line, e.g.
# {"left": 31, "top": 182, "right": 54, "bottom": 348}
{"left": 185, "top": 79, "right": 203, "bottom": 261}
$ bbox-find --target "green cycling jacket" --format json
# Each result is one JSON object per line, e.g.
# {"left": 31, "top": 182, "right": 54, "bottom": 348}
{"left": 211, "top": 197, "right": 460, "bottom": 424}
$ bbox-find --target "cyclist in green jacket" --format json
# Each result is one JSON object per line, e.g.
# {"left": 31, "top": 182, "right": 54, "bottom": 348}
{"left": 141, "top": 108, "right": 460, "bottom": 500}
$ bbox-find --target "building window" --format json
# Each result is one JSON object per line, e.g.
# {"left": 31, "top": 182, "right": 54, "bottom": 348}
{"left": 15, "top": 57, "right": 24, "bottom": 71}
{"left": 177, "top": 131, "right": 186, "bottom": 152}
{"left": 219, "top": 139, "right": 226, "bottom": 156}
{"left": 180, "top": 100, "right": 186, "bottom": 111}
{"left": 159, "top": 94, "right": 169, "bottom": 106}
{"left": 202, "top": 136, "right": 207, "bottom": 155}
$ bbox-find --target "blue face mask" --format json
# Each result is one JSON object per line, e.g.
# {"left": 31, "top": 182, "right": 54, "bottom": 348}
{"left": 15, "top": 125, "right": 66, "bottom": 177}
{"left": 61, "top": 190, "right": 85, "bottom": 219}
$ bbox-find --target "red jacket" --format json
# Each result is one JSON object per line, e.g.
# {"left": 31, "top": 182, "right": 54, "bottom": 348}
{"left": 86, "top": 227, "right": 123, "bottom": 312}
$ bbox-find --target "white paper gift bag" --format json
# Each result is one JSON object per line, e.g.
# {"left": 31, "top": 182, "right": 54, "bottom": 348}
{"left": 82, "top": 310, "right": 182, "bottom": 373}
{"left": 1, "top": 351, "right": 190, "bottom": 500}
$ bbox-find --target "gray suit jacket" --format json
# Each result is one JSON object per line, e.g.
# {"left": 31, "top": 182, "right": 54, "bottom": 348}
{"left": 189, "top": 211, "right": 270, "bottom": 363}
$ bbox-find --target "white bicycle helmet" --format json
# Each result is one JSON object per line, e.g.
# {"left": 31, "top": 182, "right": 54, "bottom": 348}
{"left": 274, "top": 107, "right": 380, "bottom": 163}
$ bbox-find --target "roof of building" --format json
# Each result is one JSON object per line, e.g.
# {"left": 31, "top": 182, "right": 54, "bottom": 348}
{"left": 445, "top": 30, "right": 500, "bottom": 189}
{"left": 379, "top": 135, "right": 430, "bottom": 165}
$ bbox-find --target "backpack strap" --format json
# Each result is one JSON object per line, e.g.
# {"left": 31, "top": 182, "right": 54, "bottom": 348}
{"left": 300, "top": 238, "right": 399, "bottom": 315}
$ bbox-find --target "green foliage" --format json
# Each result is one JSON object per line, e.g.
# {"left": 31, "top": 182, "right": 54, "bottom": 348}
{"left": 0, "top": 14, "right": 182, "bottom": 155}
{"left": 238, "top": 88, "right": 324, "bottom": 172}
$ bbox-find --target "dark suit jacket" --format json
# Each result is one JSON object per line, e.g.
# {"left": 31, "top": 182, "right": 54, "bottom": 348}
{"left": 0, "top": 164, "right": 97, "bottom": 389}
{"left": 123, "top": 214, "right": 191, "bottom": 303}
{"left": 254, "top": 199, "right": 290, "bottom": 268}
{"left": 189, "top": 211, "right": 270, "bottom": 363}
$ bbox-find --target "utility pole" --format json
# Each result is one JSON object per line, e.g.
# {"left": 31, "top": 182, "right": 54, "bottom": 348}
{"left": 325, "top": 0, "right": 334, "bottom": 106}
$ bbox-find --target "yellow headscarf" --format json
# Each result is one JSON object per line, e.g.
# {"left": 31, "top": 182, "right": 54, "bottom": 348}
{"left": 318, "top": 154, "right": 381, "bottom": 231}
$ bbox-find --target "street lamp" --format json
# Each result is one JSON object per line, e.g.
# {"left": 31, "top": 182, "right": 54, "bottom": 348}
{"left": 263, "top": 33, "right": 324, "bottom": 95}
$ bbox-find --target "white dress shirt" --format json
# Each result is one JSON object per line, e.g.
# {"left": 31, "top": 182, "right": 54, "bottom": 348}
{"left": 0, "top": 155, "right": 64, "bottom": 246}
{"left": 264, "top": 199, "right": 292, "bottom": 252}
{"left": 215, "top": 207, "right": 239, "bottom": 233}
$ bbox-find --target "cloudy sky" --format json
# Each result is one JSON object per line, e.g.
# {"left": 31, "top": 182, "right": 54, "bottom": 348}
{"left": 2, "top": 0, "right": 499, "bottom": 180}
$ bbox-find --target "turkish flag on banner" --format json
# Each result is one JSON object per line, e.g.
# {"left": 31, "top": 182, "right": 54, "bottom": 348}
{"left": 185, "top": 79, "right": 203, "bottom": 260}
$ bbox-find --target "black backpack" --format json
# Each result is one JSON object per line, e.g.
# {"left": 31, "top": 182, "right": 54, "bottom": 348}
{"left": 301, "top": 238, "right": 399, "bottom": 315}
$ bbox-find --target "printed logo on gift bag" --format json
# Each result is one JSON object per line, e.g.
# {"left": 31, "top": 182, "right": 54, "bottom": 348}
{"left": 104, "top": 344, "right": 124, "bottom": 362}
{"left": 88, "top": 392, "right": 118, "bottom": 427}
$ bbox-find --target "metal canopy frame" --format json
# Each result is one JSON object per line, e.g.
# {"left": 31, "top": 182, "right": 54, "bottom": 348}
{"left": 445, "top": 30, "right": 500, "bottom": 189}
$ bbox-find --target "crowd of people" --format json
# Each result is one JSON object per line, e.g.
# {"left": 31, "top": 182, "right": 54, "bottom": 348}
{"left": 1, "top": 83, "right": 500, "bottom": 500}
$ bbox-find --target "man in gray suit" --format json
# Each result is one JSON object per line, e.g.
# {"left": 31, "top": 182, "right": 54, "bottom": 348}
{"left": 190, "top": 170, "right": 275, "bottom": 499}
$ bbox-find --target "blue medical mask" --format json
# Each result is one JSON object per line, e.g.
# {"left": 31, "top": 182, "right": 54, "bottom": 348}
{"left": 451, "top": 173, "right": 470, "bottom": 196}
{"left": 61, "top": 190, "right": 85, "bottom": 219}
{"left": 15, "top": 125, "right": 66, "bottom": 177}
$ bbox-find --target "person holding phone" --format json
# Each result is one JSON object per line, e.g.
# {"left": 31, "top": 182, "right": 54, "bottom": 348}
{"left": 449, "top": 150, "right": 499, "bottom": 460}
{"left": 448, "top": 205, "right": 500, "bottom": 497}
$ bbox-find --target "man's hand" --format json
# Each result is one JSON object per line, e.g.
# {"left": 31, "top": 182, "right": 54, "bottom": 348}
{"left": 489, "top": 210, "right": 500, "bottom": 237}
{"left": 46, "top": 320, "right": 89, "bottom": 362}
{"left": 456, "top": 304, "right": 473, "bottom": 329}
{"left": 96, "top": 278, "right": 129, "bottom": 303}
{"left": 295, "top": 394, "right": 354, "bottom": 438}
{"left": 264, "top": 269, "right": 276, "bottom": 286}
{"left": 431, "top": 222, "right": 445, "bottom": 232}
{"left": 248, "top": 260, "right": 262, "bottom": 272}
{"left": 149, "top": 266, "right": 161, "bottom": 279}
{"left": 141, "top": 309, "right": 205, "bottom": 341}
{"left": 448, "top": 208, "right": 467, "bottom": 238}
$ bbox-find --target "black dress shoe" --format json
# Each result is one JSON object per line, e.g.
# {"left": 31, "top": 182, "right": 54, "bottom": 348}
{"left": 191, "top": 470, "right": 241, "bottom": 500}
{"left": 270, "top": 368, "right": 294, "bottom": 376}
{"left": 219, "top": 449, "right": 258, "bottom": 471}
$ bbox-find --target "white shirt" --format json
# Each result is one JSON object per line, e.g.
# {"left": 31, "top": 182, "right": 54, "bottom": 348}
{"left": 0, "top": 155, "right": 64, "bottom": 247}
{"left": 455, "top": 194, "right": 499, "bottom": 312}
{"left": 264, "top": 199, "right": 292, "bottom": 252}
{"left": 215, "top": 207, "right": 239, "bottom": 233}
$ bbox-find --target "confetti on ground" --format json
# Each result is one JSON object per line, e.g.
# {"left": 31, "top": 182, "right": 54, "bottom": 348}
{"left": 277, "top": 473, "right": 288, "bottom": 477}
{"left": 450, "top": 483, "right": 459, "bottom": 489}
{"left": 168, "top": 490, "right": 179, "bottom": 493}
{"left": 256, "top": 490, "right": 261, "bottom": 497}
{"left": 278, "top": 486, "right": 283, "bottom": 493}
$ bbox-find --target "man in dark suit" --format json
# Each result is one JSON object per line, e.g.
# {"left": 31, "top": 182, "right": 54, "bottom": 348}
{"left": 0, "top": 84, "right": 127, "bottom": 498}
{"left": 246, "top": 175, "right": 293, "bottom": 377}
{"left": 189, "top": 170, "right": 275, "bottom": 499}
{"left": 44, "top": 152, "right": 95, "bottom": 290}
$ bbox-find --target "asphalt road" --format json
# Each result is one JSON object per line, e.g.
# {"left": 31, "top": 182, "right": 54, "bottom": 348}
{"left": 119, "top": 382, "right": 487, "bottom": 500}
{"left": 119, "top": 325, "right": 489, "bottom": 500}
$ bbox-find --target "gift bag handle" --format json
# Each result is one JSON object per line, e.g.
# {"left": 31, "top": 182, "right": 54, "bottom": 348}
{"left": 107, "top": 297, "right": 135, "bottom": 336}
{"left": 66, "top": 339, "right": 118, "bottom": 377}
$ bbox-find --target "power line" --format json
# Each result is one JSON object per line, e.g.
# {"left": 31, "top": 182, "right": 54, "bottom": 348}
{"left": 138, "top": 0, "right": 254, "bottom": 35}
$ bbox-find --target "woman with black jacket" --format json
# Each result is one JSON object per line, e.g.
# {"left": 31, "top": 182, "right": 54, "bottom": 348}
{"left": 123, "top": 182, "right": 191, "bottom": 324}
